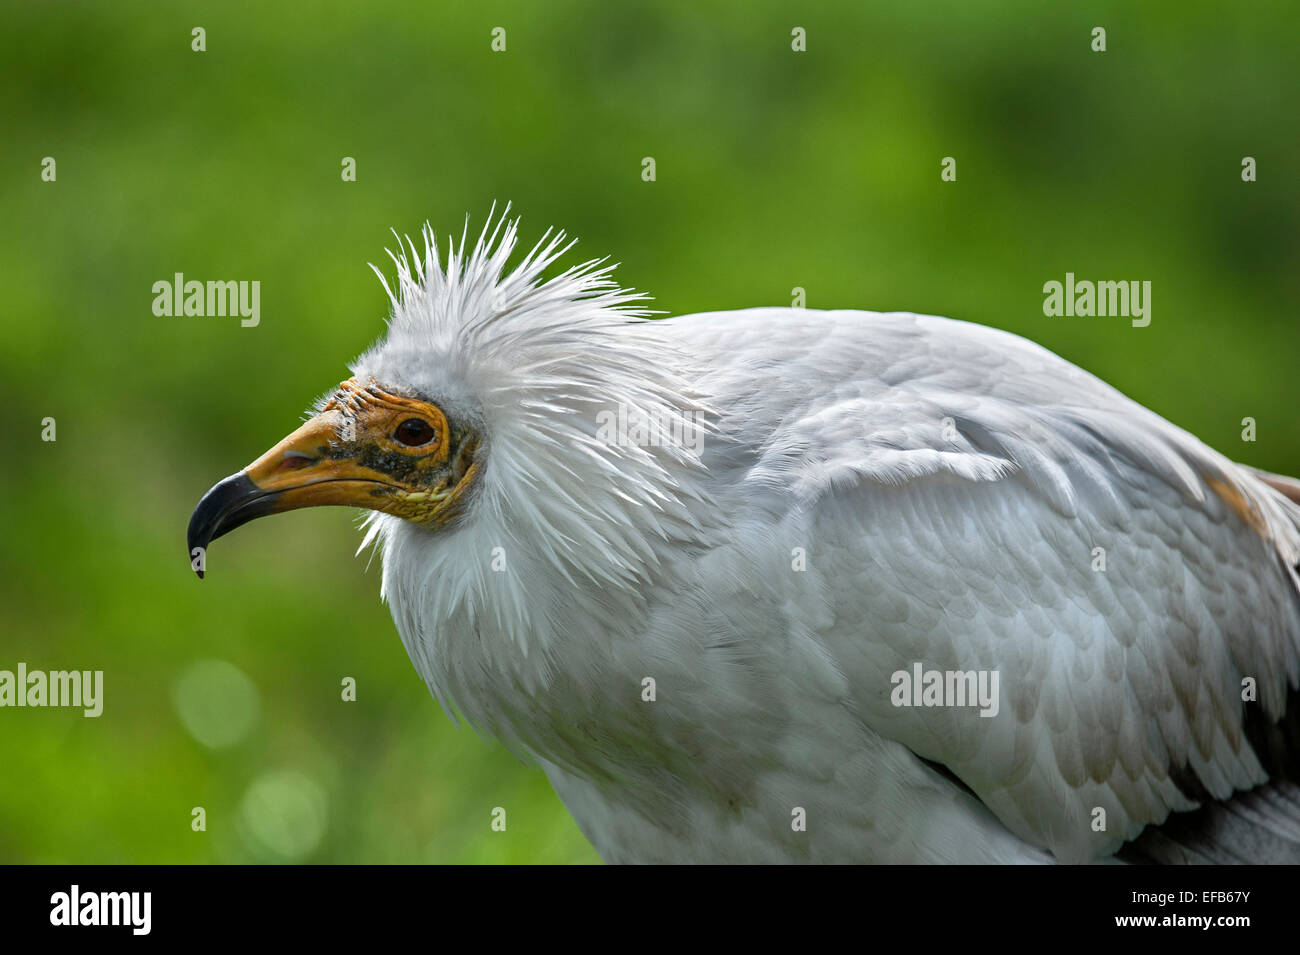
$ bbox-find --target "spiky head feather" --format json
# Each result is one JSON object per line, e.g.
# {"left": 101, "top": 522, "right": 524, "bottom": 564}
{"left": 348, "top": 208, "right": 716, "bottom": 728}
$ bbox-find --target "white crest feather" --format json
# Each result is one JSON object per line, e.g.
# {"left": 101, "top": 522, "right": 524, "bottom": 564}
{"left": 349, "top": 208, "right": 719, "bottom": 732}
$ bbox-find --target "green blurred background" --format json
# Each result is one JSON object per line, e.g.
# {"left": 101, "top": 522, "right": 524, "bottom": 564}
{"left": 1, "top": 0, "right": 1296, "bottom": 863}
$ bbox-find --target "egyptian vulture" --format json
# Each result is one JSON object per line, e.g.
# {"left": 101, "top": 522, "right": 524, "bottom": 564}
{"left": 189, "top": 213, "right": 1300, "bottom": 864}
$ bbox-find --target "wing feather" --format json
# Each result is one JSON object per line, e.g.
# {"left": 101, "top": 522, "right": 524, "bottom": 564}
{"left": 683, "top": 307, "right": 1300, "bottom": 861}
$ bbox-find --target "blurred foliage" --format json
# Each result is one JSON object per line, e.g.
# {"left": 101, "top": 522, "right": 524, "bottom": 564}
{"left": 0, "top": 0, "right": 1296, "bottom": 863}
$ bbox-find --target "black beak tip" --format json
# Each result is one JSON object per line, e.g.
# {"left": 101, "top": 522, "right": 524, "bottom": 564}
{"left": 188, "top": 471, "right": 274, "bottom": 580}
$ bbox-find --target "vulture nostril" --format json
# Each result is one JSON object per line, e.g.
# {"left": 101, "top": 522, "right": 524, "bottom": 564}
{"left": 277, "top": 451, "right": 317, "bottom": 472}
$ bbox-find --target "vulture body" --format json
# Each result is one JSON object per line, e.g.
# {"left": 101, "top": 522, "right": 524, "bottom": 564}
{"left": 191, "top": 216, "right": 1300, "bottom": 863}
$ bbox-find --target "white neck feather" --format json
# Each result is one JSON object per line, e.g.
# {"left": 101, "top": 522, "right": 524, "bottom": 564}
{"left": 346, "top": 209, "right": 721, "bottom": 734}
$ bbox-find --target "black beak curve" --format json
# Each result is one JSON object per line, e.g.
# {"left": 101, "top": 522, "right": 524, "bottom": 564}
{"left": 187, "top": 472, "right": 280, "bottom": 579}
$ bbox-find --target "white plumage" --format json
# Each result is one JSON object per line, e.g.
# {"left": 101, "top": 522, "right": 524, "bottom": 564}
{"left": 199, "top": 211, "right": 1300, "bottom": 863}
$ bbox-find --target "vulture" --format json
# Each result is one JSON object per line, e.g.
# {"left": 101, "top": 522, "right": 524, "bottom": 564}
{"left": 189, "top": 211, "right": 1300, "bottom": 863}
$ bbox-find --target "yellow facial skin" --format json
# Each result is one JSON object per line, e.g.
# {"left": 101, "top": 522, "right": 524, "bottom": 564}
{"left": 188, "top": 377, "right": 480, "bottom": 574}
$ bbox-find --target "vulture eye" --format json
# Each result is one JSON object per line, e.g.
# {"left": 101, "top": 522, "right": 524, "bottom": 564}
{"left": 394, "top": 418, "right": 437, "bottom": 447}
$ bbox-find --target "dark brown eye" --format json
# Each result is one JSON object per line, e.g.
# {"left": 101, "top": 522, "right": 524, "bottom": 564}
{"left": 394, "top": 418, "right": 437, "bottom": 447}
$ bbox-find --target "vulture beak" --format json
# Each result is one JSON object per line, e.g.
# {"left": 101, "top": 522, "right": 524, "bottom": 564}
{"left": 188, "top": 378, "right": 478, "bottom": 578}
{"left": 188, "top": 411, "right": 385, "bottom": 577}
